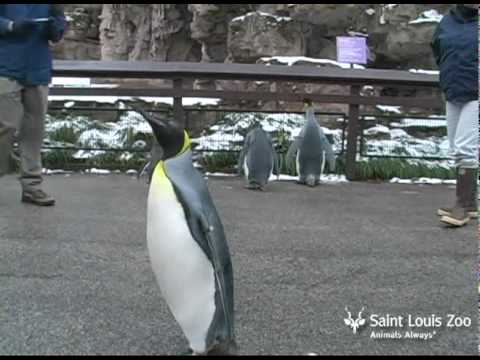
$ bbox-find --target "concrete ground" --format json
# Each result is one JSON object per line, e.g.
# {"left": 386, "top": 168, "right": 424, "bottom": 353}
{"left": 0, "top": 174, "right": 477, "bottom": 355}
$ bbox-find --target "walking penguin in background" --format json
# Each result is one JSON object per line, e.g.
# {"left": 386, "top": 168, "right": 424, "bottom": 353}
{"left": 136, "top": 107, "right": 237, "bottom": 356}
{"left": 286, "top": 100, "right": 336, "bottom": 187}
{"left": 237, "top": 124, "right": 280, "bottom": 191}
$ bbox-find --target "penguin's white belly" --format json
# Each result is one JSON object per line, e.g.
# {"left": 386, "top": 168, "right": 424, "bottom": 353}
{"left": 147, "top": 185, "right": 216, "bottom": 353}
{"left": 243, "top": 157, "right": 249, "bottom": 179}
{"left": 296, "top": 152, "right": 300, "bottom": 175}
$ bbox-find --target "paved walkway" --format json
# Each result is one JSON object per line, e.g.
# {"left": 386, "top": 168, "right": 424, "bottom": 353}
{"left": 0, "top": 174, "right": 477, "bottom": 355}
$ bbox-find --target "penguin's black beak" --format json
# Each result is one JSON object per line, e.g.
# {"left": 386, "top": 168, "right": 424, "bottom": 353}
{"left": 132, "top": 106, "right": 186, "bottom": 160}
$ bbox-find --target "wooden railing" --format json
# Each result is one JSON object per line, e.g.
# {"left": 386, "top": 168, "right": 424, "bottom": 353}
{"left": 51, "top": 60, "right": 441, "bottom": 180}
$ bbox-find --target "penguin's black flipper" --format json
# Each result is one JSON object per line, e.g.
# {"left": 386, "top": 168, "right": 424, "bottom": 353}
{"left": 137, "top": 160, "right": 151, "bottom": 181}
{"left": 198, "top": 212, "right": 235, "bottom": 349}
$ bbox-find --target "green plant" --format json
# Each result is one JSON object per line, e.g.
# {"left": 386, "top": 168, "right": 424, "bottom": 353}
{"left": 203, "top": 152, "right": 239, "bottom": 173}
{"left": 354, "top": 158, "right": 455, "bottom": 181}
{"left": 49, "top": 126, "right": 79, "bottom": 145}
{"left": 42, "top": 149, "right": 76, "bottom": 169}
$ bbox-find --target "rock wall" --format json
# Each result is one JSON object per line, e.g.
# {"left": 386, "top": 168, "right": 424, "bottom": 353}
{"left": 99, "top": 4, "right": 199, "bottom": 62}
{"left": 51, "top": 4, "right": 102, "bottom": 60}
{"left": 52, "top": 4, "right": 449, "bottom": 115}
{"left": 57, "top": 4, "right": 453, "bottom": 70}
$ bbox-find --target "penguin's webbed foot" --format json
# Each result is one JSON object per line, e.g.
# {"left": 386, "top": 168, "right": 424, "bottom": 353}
{"left": 206, "top": 339, "right": 238, "bottom": 356}
{"left": 245, "top": 183, "right": 261, "bottom": 191}
{"left": 179, "top": 347, "right": 194, "bottom": 356}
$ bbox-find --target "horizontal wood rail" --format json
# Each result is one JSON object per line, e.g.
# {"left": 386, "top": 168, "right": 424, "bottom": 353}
{"left": 51, "top": 60, "right": 442, "bottom": 180}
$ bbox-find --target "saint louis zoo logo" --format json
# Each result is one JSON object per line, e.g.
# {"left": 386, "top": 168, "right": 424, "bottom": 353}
{"left": 344, "top": 307, "right": 367, "bottom": 334}
{"left": 343, "top": 307, "right": 472, "bottom": 341}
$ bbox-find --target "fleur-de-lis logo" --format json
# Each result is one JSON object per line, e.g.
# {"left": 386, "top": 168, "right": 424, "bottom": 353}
{"left": 344, "top": 307, "right": 366, "bottom": 334}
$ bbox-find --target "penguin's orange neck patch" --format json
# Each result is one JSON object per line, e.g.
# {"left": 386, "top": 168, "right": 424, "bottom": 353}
{"left": 179, "top": 131, "right": 191, "bottom": 155}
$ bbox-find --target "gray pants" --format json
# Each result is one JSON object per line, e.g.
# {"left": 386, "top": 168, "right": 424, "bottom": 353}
{"left": 0, "top": 77, "right": 48, "bottom": 191}
{"left": 446, "top": 100, "right": 479, "bottom": 169}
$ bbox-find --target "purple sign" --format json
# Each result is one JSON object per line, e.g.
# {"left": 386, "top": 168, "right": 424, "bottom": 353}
{"left": 336, "top": 36, "right": 368, "bottom": 65}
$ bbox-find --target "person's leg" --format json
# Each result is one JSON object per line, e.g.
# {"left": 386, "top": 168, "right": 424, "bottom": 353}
{"left": 446, "top": 101, "right": 461, "bottom": 158}
{"left": 454, "top": 100, "right": 479, "bottom": 169}
{"left": 18, "top": 85, "right": 54, "bottom": 206}
{"left": 437, "top": 101, "right": 462, "bottom": 216}
{"left": 0, "top": 78, "right": 23, "bottom": 177}
{"left": 440, "top": 100, "right": 479, "bottom": 226}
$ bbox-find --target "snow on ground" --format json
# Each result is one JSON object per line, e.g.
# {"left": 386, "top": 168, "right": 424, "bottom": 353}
{"left": 385, "top": 4, "right": 399, "bottom": 10}
{"left": 50, "top": 77, "right": 218, "bottom": 106}
{"left": 44, "top": 103, "right": 454, "bottom": 181}
{"left": 85, "top": 168, "right": 111, "bottom": 175}
{"left": 45, "top": 115, "right": 91, "bottom": 133}
{"left": 391, "top": 117, "right": 446, "bottom": 128}
{"left": 77, "top": 128, "right": 123, "bottom": 149}
{"left": 42, "top": 168, "right": 73, "bottom": 175}
{"left": 376, "top": 105, "right": 402, "bottom": 114}
{"left": 41, "top": 167, "right": 472, "bottom": 187}
{"left": 45, "top": 110, "right": 156, "bottom": 159}
{"left": 48, "top": 95, "right": 220, "bottom": 107}
{"left": 389, "top": 177, "right": 478, "bottom": 185}
{"left": 205, "top": 172, "right": 238, "bottom": 177}
{"left": 192, "top": 112, "right": 308, "bottom": 151}
{"left": 51, "top": 77, "right": 91, "bottom": 87}
{"left": 409, "top": 10, "right": 443, "bottom": 25}
{"left": 231, "top": 11, "right": 292, "bottom": 24}
{"left": 205, "top": 172, "right": 349, "bottom": 184}
{"left": 259, "top": 56, "right": 366, "bottom": 69}
{"left": 73, "top": 150, "right": 106, "bottom": 160}
{"left": 45, "top": 107, "right": 449, "bottom": 161}
{"left": 194, "top": 133, "right": 244, "bottom": 151}
{"left": 409, "top": 69, "right": 439, "bottom": 75}
{"left": 364, "top": 125, "right": 391, "bottom": 136}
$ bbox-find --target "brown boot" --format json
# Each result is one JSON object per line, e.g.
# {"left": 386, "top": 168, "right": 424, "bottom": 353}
{"left": 440, "top": 168, "right": 477, "bottom": 227}
{"left": 437, "top": 168, "right": 458, "bottom": 217}
{"left": 21, "top": 188, "right": 56, "bottom": 207}
{"left": 438, "top": 168, "right": 478, "bottom": 218}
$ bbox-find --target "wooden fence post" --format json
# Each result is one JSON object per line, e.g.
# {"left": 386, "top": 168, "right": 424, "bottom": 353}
{"left": 346, "top": 85, "right": 361, "bottom": 181}
{"left": 173, "top": 79, "right": 185, "bottom": 129}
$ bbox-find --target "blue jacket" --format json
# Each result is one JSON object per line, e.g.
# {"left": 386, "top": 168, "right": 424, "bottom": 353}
{"left": 431, "top": 5, "right": 478, "bottom": 103}
{"left": 0, "top": 4, "right": 66, "bottom": 86}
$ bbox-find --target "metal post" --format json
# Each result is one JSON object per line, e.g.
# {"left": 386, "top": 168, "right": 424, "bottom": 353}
{"left": 173, "top": 79, "right": 185, "bottom": 129}
{"left": 346, "top": 85, "right": 361, "bottom": 181}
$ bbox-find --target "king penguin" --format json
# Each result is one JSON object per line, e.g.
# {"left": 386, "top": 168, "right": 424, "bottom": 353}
{"left": 237, "top": 125, "right": 279, "bottom": 191}
{"left": 137, "top": 108, "right": 237, "bottom": 356}
{"left": 286, "top": 101, "right": 336, "bottom": 187}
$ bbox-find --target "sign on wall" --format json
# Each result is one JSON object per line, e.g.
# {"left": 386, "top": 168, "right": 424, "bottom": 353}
{"left": 336, "top": 36, "right": 368, "bottom": 65}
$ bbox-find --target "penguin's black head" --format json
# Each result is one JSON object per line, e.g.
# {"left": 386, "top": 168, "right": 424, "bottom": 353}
{"left": 134, "top": 107, "right": 189, "bottom": 160}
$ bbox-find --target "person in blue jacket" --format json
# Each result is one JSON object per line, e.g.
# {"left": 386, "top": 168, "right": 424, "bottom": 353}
{"left": 0, "top": 4, "right": 65, "bottom": 206}
{"left": 431, "top": 4, "right": 479, "bottom": 227}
